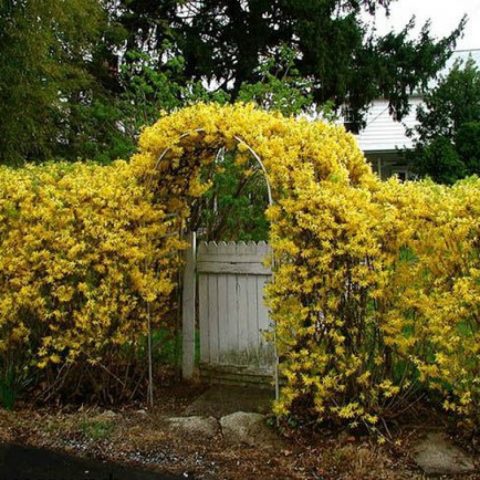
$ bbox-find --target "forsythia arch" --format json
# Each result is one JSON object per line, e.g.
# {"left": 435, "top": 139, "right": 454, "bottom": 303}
{"left": 133, "top": 101, "right": 375, "bottom": 391}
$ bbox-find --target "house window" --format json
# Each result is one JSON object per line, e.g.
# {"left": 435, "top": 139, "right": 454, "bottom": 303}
{"left": 392, "top": 168, "right": 417, "bottom": 181}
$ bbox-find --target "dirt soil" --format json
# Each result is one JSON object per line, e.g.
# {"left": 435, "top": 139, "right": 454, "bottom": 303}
{"left": 0, "top": 384, "right": 479, "bottom": 480}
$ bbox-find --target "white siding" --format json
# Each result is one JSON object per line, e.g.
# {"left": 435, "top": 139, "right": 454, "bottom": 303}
{"left": 352, "top": 50, "right": 480, "bottom": 155}
{"left": 354, "top": 97, "right": 422, "bottom": 153}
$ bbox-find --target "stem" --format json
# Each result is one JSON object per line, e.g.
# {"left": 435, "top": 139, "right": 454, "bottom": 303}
{"left": 147, "top": 300, "right": 154, "bottom": 407}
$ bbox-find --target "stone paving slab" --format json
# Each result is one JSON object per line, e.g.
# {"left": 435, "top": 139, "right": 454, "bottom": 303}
{"left": 184, "top": 385, "right": 274, "bottom": 418}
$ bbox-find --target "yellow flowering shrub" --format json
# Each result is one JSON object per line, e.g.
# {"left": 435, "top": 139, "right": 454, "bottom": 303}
{"left": 0, "top": 161, "right": 180, "bottom": 401}
{"left": 269, "top": 175, "right": 480, "bottom": 428}
{"left": 2, "top": 103, "right": 480, "bottom": 427}
{"left": 375, "top": 178, "right": 480, "bottom": 427}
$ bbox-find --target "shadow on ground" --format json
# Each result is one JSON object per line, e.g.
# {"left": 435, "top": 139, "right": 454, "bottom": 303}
{"left": 184, "top": 384, "right": 274, "bottom": 418}
{"left": 0, "top": 443, "right": 182, "bottom": 480}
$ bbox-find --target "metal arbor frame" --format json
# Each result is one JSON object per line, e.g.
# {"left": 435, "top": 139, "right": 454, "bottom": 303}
{"left": 152, "top": 130, "right": 280, "bottom": 403}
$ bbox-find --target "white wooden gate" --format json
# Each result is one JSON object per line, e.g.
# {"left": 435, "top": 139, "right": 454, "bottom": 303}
{"left": 182, "top": 236, "right": 274, "bottom": 384}
{"left": 197, "top": 240, "right": 273, "bottom": 365}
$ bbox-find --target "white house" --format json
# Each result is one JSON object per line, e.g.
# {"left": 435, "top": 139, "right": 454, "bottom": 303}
{"left": 353, "top": 49, "right": 480, "bottom": 180}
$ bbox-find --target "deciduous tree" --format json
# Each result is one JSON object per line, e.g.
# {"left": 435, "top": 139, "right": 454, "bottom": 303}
{"left": 411, "top": 58, "right": 480, "bottom": 184}
{"left": 0, "top": 0, "right": 105, "bottom": 164}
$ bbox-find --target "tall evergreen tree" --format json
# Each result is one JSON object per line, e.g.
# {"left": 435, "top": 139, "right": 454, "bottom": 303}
{"left": 0, "top": 1, "right": 467, "bottom": 164}
{"left": 110, "top": 0, "right": 465, "bottom": 131}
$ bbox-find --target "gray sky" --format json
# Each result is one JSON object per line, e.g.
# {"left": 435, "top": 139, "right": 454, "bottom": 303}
{"left": 365, "top": 0, "right": 480, "bottom": 50}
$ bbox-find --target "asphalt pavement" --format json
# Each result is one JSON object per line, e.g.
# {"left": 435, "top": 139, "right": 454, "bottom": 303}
{"left": 0, "top": 443, "right": 185, "bottom": 480}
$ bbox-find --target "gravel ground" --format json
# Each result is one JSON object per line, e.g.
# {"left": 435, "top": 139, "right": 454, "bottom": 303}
{"left": 0, "top": 386, "right": 478, "bottom": 479}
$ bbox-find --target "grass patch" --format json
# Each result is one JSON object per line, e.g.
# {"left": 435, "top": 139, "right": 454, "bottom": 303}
{"left": 80, "top": 418, "right": 115, "bottom": 441}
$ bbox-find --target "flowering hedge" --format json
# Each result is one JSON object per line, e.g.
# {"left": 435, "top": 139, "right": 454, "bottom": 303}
{"left": 1, "top": 103, "right": 480, "bottom": 427}
{"left": 0, "top": 161, "right": 181, "bottom": 401}
{"left": 270, "top": 176, "right": 480, "bottom": 429}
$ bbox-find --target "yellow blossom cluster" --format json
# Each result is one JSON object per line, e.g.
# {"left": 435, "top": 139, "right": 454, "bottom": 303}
{"left": 0, "top": 161, "right": 180, "bottom": 380}
{"left": 267, "top": 174, "right": 480, "bottom": 427}
{"left": 374, "top": 177, "right": 480, "bottom": 426}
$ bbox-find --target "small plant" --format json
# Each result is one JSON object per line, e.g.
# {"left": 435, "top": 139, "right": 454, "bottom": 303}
{"left": 0, "top": 367, "right": 16, "bottom": 410}
{"left": 0, "top": 363, "right": 32, "bottom": 410}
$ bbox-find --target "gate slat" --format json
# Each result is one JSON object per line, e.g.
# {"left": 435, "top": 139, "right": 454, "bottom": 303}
{"left": 208, "top": 274, "right": 219, "bottom": 363}
{"left": 247, "top": 274, "right": 259, "bottom": 348}
{"left": 199, "top": 274, "right": 209, "bottom": 363}
{"left": 217, "top": 272, "right": 229, "bottom": 361}
{"left": 237, "top": 273, "right": 249, "bottom": 351}
{"left": 227, "top": 274, "right": 238, "bottom": 351}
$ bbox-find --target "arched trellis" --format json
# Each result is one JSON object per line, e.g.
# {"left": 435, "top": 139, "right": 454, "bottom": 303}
{"left": 151, "top": 130, "right": 279, "bottom": 402}
{"left": 153, "top": 129, "right": 273, "bottom": 205}
{"left": 135, "top": 103, "right": 374, "bottom": 411}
